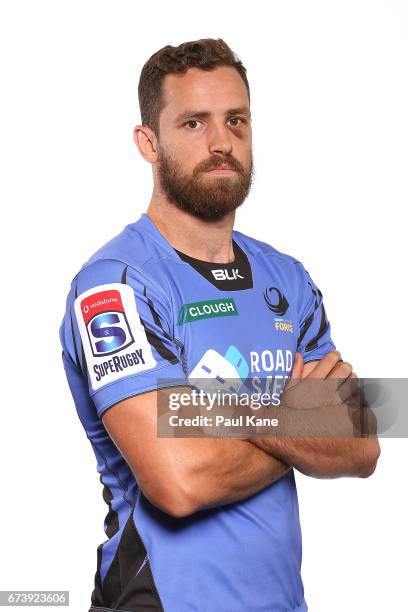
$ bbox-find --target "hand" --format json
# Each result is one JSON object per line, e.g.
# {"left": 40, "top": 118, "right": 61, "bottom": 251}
{"left": 279, "top": 350, "right": 363, "bottom": 437}
{"left": 291, "top": 350, "right": 354, "bottom": 382}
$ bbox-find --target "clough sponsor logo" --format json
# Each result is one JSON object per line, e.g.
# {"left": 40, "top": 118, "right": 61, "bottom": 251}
{"left": 178, "top": 298, "right": 238, "bottom": 325}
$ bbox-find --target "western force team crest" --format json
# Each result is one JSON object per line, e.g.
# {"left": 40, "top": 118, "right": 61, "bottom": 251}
{"left": 74, "top": 283, "right": 156, "bottom": 391}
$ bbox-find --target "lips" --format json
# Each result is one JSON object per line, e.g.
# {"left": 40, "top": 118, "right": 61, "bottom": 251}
{"left": 206, "top": 165, "right": 236, "bottom": 172}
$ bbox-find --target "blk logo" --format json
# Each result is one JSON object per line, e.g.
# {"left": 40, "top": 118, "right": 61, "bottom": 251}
{"left": 212, "top": 269, "right": 244, "bottom": 281}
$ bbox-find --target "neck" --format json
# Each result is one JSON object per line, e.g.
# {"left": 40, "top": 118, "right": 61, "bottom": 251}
{"left": 146, "top": 189, "right": 236, "bottom": 264}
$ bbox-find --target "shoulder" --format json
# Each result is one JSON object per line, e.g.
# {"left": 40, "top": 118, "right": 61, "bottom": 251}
{"left": 60, "top": 223, "right": 174, "bottom": 342}
{"left": 233, "top": 228, "right": 307, "bottom": 272}
{"left": 70, "top": 215, "right": 175, "bottom": 293}
{"left": 79, "top": 219, "right": 157, "bottom": 275}
{"left": 232, "top": 229, "right": 322, "bottom": 308}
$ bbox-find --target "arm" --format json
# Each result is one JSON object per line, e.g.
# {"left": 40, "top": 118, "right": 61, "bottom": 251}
{"left": 102, "top": 387, "right": 291, "bottom": 518}
{"left": 249, "top": 351, "right": 381, "bottom": 479}
{"left": 68, "top": 263, "right": 290, "bottom": 517}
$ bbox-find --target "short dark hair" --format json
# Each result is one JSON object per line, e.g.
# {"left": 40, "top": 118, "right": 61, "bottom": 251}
{"left": 138, "top": 38, "right": 250, "bottom": 137}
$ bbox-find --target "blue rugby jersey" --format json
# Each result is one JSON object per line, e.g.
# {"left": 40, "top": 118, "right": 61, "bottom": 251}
{"left": 59, "top": 213, "right": 336, "bottom": 612}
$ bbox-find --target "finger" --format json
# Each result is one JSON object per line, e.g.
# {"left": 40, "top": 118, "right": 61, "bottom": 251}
{"left": 292, "top": 352, "right": 304, "bottom": 379}
{"left": 337, "top": 370, "right": 358, "bottom": 393}
{"left": 344, "top": 373, "right": 378, "bottom": 437}
{"left": 304, "top": 350, "right": 342, "bottom": 379}
{"left": 319, "top": 362, "right": 353, "bottom": 405}
{"left": 284, "top": 352, "right": 304, "bottom": 391}
{"left": 338, "top": 371, "right": 361, "bottom": 406}
{"left": 327, "top": 361, "right": 353, "bottom": 379}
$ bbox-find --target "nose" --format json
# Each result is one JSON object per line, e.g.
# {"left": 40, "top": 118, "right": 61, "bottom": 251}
{"left": 207, "top": 121, "right": 233, "bottom": 156}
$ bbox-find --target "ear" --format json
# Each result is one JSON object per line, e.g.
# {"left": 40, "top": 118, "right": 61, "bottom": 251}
{"left": 133, "top": 125, "right": 159, "bottom": 163}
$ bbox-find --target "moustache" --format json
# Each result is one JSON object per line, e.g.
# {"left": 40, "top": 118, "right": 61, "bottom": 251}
{"left": 195, "top": 156, "right": 244, "bottom": 175}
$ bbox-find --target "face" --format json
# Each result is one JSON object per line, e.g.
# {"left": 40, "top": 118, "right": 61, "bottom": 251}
{"left": 155, "top": 66, "right": 254, "bottom": 221}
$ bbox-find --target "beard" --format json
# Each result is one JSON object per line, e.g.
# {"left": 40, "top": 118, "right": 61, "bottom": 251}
{"left": 156, "top": 147, "right": 254, "bottom": 221}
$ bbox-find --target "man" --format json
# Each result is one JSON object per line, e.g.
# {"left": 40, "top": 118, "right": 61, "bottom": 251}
{"left": 59, "top": 38, "right": 380, "bottom": 612}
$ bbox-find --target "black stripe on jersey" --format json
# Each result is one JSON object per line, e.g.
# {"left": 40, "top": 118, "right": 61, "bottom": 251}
{"left": 142, "top": 286, "right": 181, "bottom": 364}
{"left": 297, "top": 281, "right": 329, "bottom": 352}
{"left": 297, "top": 311, "right": 314, "bottom": 348}
{"left": 81, "top": 340, "right": 88, "bottom": 382}
{"left": 100, "top": 476, "right": 119, "bottom": 539}
{"left": 69, "top": 310, "right": 82, "bottom": 371}
{"left": 143, "top": 286, "right": 166, "bottom": 333}
{"left": 90, "top": 542, "right": 104, "bottom": 609}
{"left": 74, "top": 281, "right": 88, "bottom": 382}
{"left": 139, "top": 317, "right": 179, "bottom": 365}
{"left": 122, "top": 270, "right": 180, "bottom": 365}
{"left": 309, "top": 283, "right": 319, "bottom": 309}
{"left": 305, "top": 302, "right": 329, "bottom": 352}
{"left": 91, "top": 509, "right": 164, "bottom": 611}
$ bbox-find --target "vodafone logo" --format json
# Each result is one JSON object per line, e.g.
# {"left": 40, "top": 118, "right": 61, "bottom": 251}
{"left": 81, "top": 290, "right": 124, "bottom": 326}
{"left": 82, "top": 296, "right": 118, "bottom": 315}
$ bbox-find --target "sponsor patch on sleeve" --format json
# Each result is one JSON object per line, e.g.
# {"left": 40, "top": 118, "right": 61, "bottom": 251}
{"left": 74, "top": 283, "right": 157, "bottom": 391}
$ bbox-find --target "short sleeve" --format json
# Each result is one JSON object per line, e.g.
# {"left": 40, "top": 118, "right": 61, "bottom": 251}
{"left": 294, "top": 261, "right": 337, "bottom": 363}
{"left": 60, "top": 259, "right": 188, "bottom": 417}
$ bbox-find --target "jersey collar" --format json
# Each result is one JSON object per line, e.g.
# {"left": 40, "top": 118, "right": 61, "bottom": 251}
{"left": 135, "top": 213, "right": 253, "bottom": 291}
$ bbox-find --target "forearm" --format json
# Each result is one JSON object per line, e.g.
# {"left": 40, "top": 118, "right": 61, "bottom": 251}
{"left": 105, "top": 388, "right": 291, "bottom": 518}
{"left": 248, "top": 365, "right": 382, "bottom": 478}
{"left": 180, "top": 438, "right": 291, "bottom": 512}
{"left": 249, "top": 436, "right": 381, "bottom": 479}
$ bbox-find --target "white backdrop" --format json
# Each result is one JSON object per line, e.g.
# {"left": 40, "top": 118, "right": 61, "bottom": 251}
{"left": 1, "top": 1, "right": 407, "bottom": 610}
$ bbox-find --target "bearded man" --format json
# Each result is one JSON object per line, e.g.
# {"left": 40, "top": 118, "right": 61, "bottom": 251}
{"left": 60, "top": 38, "right": 380, "bottom": 612}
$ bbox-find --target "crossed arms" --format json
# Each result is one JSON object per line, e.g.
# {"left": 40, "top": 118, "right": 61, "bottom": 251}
{"left": 102, "top": 350, "right": 381, "bottom": 518}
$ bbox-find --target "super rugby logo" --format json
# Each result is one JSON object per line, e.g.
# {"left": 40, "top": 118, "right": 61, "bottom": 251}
{"left": 74, "top": 282, "right": 157, "bottom": 392}
{"left": 81, "top": 289, "right": 134, "bottom": 357}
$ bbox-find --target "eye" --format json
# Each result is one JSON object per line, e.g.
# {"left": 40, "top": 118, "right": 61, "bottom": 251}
{"left": 228, "top": 117, "right": 246, "bottom": 127}
{"left": 185, "top": 119, "right": 202, "bottom": 129}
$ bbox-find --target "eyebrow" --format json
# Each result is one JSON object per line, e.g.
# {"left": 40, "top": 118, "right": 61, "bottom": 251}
{"left": 174, "top": 106, "right": 251, "bottom": 124}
